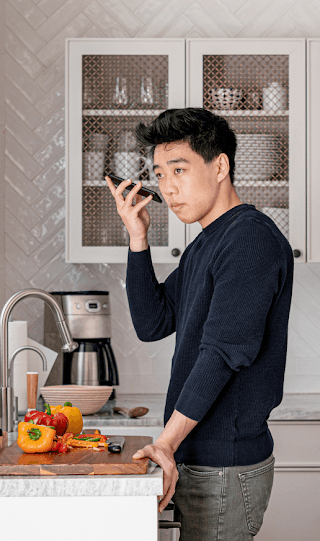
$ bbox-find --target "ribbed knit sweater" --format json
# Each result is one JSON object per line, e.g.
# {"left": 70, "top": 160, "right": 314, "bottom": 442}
{"left": 126, "top": 204, "right": 294, "bottom": 467}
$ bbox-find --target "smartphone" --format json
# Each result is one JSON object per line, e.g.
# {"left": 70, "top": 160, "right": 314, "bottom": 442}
{"left": 107, "top": 173, "right": 162, "bottom": 204}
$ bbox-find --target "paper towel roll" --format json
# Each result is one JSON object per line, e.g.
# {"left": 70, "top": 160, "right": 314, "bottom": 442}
{"left": 8, "top": 321, "right": 28, "bottom": 413}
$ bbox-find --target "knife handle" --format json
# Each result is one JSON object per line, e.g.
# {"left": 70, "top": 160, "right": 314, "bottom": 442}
{"left": 27, "top": 372, "right": 38, "bottom": 411}
{"left": 108, "top": 443, "right": 122, "bottom": 453}
{"left": 107, "top": 437, "right": 125, "bottom": 453}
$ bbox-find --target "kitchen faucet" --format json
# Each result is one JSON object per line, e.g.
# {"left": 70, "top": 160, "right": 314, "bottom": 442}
{"left": 0, "top": 288, "right": 78, "bottom": 432}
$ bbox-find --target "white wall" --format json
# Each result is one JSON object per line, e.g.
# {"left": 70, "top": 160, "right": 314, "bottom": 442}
{"left": 2, "top": 0, "right": 320, "bottom": 394}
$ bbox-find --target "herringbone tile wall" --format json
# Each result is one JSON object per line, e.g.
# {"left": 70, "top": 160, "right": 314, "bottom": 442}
{"left": 2, "top": 0, "right": 320, "bottom": 393}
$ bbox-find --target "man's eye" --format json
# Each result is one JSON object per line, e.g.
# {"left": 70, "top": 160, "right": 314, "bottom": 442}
{"left": 156, "top": 172, "right": 163, "bottom": 179}
{"left": 175, "top": 168, "right": 183, "bottom": 174}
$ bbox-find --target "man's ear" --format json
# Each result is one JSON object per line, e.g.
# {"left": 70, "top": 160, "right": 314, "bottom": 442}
{"left": 217, "top": 154, "right": 230, "bottom": 183}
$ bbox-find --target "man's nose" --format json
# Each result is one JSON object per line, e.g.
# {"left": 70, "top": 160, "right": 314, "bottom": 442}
{"left": 161, "top": 174, "right": 178, "bottom": 195}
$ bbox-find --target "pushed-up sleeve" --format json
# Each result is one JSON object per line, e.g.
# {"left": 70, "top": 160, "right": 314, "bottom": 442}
{"left": 126, "top": 247, "right": 177, "bottom": 342}
{"left": 175, "top": 219, "right": 285, "bottom": 422}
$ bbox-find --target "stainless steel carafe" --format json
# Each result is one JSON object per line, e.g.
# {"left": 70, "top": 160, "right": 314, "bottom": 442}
{"left": 48, "top": 292, "right": 119, "bottom": 396}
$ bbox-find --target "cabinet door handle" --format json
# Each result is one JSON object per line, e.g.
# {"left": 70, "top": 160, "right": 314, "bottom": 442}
{"left": 293, "top": 249, "right": 301, "bottom": 258}
{"left": 171, "top": 248, "right": 181, "bottom": 257}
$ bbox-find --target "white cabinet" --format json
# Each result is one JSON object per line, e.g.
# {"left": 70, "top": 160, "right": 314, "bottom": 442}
{"left": 66, "top": 38, "right": 186, "bottom": 263}
{"left": 186, "top": 39, "right": 306, "bottom": 260}
{"left": 307, "top": 39, "right": 320, "bottom": 262}
{"left": 256, "top": 421, "right": 320, "bottom": 540}
{"left": 66, "top": 39, "right": 310, "bottom": 263}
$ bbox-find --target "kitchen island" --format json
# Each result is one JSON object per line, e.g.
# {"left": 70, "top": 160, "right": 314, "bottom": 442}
{"left": 2, "top": 392, "right": 320, "bottom": 541}
{"left": 0, "top": 428, "right": 163, "bottom": 541}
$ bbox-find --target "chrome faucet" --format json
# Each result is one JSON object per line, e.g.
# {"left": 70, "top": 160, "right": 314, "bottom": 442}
{"left": 0, "top": 288, "right": 78, "bottom": 432}
{"left": 9, "top": 345, "right": 48, "bottom": 428}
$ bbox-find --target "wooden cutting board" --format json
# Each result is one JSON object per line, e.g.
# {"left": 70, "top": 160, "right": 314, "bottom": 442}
{"left": 0, "top": 436, "right": 152, "bottom": 476}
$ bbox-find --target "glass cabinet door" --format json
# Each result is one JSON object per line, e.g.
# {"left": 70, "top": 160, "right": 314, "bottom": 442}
{"left": 187, "top": 39, "right": 306, "bottom": 261}
{"left": 66, "top": 39, "right": 185, "bottom": 263}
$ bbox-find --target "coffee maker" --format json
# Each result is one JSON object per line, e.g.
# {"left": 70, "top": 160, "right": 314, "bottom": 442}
{"left": 48, "top": 291, "right": 119, "bottom": 398}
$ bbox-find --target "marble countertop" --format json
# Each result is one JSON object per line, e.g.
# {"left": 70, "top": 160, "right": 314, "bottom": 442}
{"left": 0, "top": 467, "right": 163, "bottom": 497}
{"left": 269, "top": 393, "right": 320, "bottom": 421}
{"left": 17, "top": 391, "right": 320, "bottom": 428}
{"left": 83, "top": 392, "right": 320, "bottom": 424}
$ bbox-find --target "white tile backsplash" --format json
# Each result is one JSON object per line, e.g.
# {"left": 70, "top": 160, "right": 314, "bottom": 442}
{"left": 6, "top": 54, "right": 45, "bottom": 104}
{"left": 5, "top": 27, "right": 44, "bottom": 79}
{"left": 1, "top": 0, "right": 320, "bottom": 394}
{"left": 8, "top": 0, "right": 47, "bottom": 29}
{"left": 6, "top": 2, "right": 46, "bottom": 54}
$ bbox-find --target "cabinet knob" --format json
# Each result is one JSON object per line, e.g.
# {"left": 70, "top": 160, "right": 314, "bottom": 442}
{"left": 171, "top": 248, "right": 181, "bottom": 257}
{"left": 293, "top": 249, "right": 301, "bottom": 258}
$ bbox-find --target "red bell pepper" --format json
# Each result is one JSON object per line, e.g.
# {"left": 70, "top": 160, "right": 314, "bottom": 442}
{"left": 24, "top": 409, "right": 53, "bottom": 427}
{"left": 24, "top": 405, "right": 69, "bottom": 436}
{"left": 44, "top": 404, "right": 68, "bottom": 436}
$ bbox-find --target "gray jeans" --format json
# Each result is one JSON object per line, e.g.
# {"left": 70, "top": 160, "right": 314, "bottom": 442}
{"left": 173, "top": 454, "right": 275, "bottom": 541}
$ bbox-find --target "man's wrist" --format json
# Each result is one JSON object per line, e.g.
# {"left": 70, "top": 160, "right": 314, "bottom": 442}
{"left": 155, "top": 410, "right": 198, "bottom": 453}
{"left": 129, "top": 238, "right": 149, "bottom": 252}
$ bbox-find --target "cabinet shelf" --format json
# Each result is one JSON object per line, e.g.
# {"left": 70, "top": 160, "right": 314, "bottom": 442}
{"left": 83, "top": 180, "right": 289, "bottom": 188}
{"left": 234, "top": 180, "right": 289, "bottom": 187}
{"left": 82, "top": 109, "right": 164, "bottom": 117}
{"left": 208, "top": 109, "right": 289, "bottom": 117}
{"left": 82, "top": 109, "right": 289, "bottom": 117}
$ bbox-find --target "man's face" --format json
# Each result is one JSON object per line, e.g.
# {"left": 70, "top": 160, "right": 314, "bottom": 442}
{"left": 153, "top": 140, "right": 223, "bottom": 228}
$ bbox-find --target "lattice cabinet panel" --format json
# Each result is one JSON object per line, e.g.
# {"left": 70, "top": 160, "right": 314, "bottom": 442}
{"left": 82, "top": 54, "right": 169, "bottom": 247}
{"left": 66, "top": 39, "right": 185, "bottom": 263}
{"left": 187, "top": 40, "right": 306, "bottom": 260}
{"left": 203, "top": 54, "right": 289, "bottom": 239}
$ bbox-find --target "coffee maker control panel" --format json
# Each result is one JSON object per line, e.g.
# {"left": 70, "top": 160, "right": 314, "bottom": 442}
{"left": 62, "top": 294, "right": 110, "bottom": 316}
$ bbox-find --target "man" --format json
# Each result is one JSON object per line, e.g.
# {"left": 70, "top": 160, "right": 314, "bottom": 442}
{"left": 106, "top": 108, "right": 293, "bottom": 540}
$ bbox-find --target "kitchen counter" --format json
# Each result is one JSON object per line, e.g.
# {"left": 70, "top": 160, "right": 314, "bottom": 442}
{"left": 16, "top": 392, "right": 320, "bottom": 431}
{"left": 0, "top": 466, "right": 163, "bottom": 497}
{"left": 1, "top": 426, "right": 163, "bottom": 541}
{"left": 79, "top": 392, "right": 320, "bottom": 425}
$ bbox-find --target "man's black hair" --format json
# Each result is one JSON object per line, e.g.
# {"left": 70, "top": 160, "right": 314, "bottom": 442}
{"left": 135, "top": 108, "right": 237, "bottom": 184}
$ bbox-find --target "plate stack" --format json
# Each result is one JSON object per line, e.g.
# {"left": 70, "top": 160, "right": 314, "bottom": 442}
{"left": 235, "top": 134, "right": 280, "bottom": 181}
{"left": 40, "top": 385, "right": 113, "bottom": 415}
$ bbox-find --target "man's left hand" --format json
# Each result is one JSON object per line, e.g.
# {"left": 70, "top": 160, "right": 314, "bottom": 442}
{"left": 132, "top": 441, "right": 179, "bottom": 513}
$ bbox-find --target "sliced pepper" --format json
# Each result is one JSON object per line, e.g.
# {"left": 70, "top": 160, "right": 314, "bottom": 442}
{"left": 51, "top": 432, "right": 73, "bottom": 453}
{"left": 17, "top": 422, "right": 56, "bottom": 454}
{"left": 66, "top": 439, "right": 99, "bottom": 448}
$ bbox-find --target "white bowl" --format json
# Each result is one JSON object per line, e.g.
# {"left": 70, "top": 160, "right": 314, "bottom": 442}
{"left": 40, "top": 385, "right": 113, "bottom": 415}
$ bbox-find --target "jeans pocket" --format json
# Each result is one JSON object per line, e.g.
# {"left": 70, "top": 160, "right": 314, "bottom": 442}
{"left": 181, "top": 463, "right": 222, "bottom": 477}
{"left": 238, "top": 456, "right": 275, "bottom": 535}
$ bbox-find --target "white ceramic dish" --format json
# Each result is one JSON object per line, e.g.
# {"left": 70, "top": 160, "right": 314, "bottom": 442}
{"left": 209, "top": 88, "right": 243, "bottom": 110}
{"left": 40, "top": 385, "right": 113, "bottom": 415}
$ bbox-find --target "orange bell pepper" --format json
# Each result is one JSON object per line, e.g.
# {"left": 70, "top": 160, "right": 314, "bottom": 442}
{"left": 17, "top": 422, "right": 56, "bottom": 453}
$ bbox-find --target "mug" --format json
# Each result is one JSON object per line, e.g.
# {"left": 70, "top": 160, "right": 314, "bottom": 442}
{"left": 263, "top": 82, "right": 286, "bottom": 112}
{"left": 114, "top": 151, "right": 149, "bottom": 180}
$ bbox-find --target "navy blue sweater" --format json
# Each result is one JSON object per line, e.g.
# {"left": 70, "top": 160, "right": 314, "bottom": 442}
{"left": 126, "top": 204, "right": 294, "bottom": 467}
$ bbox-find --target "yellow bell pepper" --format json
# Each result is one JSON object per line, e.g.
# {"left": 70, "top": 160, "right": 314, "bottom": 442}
{"left": 17, "top": 422, "right": 56, "bottom": 453}
{"left": 55, "top": 402, "right": 83, "bottom": 436}
{"left": 49, "top": 405, "right": 62, "bottom": 416}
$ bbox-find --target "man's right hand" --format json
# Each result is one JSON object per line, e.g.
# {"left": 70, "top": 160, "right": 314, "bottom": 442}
{"left": 105, "top": 176, "right": 152, "bottom": 251}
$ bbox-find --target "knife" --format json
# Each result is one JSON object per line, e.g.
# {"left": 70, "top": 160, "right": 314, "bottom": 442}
{"left": 107, "top": 436, "right": 125, "bottom": 453}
